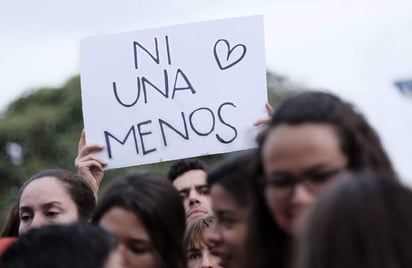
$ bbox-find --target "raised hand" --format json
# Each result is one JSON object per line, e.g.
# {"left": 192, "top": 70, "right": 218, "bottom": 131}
{"left": 253, "top": 102, "right": 275, "bottom": 126}
{"left": 74, "top": 130, "right": 107, "bottom": 199}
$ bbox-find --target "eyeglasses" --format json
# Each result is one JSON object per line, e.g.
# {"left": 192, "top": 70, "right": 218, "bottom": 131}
{"left": 264, "top": 166, "right": 347, "bottom": 201}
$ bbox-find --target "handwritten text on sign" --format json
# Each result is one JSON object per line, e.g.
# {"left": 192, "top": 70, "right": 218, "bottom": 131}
{"left": 80, "top": 16, "right": 267, "bottom": 169}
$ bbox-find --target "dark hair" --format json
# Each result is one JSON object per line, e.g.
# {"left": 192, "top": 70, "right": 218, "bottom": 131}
{"left": 184, "top": 215, "right": 214, "bottom": 249}
{"left": 259, "top": 91, "right": 396, "bottom": 178}
{"left": 19, "top": 169, "right": 96, "bottom": 221}
{"left": 247, "top": 90, "right": 398, "bottom": 268}
{"left": 0, "top": 223, "right": 117, "bottom": 268}
{"left": 207, "top": 150, "right": 255, "bottom": 207}
{"left": 245, "top": 149, "right": 290, "bottom": 268}
{"left": 167, "top": 159, "right": 209, "bottom": 183}
{"left": 296, "top": 171, "right": 412, "bottom": 268}
{"left": 92, "top": 171, "right": 186, "bottom": 268}
{"left": 0, "top": 202, "right": 19, "bottom": 237}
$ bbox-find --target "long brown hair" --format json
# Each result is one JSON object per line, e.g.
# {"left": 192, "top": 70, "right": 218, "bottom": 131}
{"left": 296, "top": 171, "right": 412, "bottom": 268}
{"left": 247, "top": 91, "right": 396, "bottom": 268}
{"left": 92, "top": 171, "right": 187, "bottom": 268}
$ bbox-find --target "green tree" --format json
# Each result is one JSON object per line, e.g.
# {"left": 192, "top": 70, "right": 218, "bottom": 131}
{"left": 0, "top": 76, "right": 83, "bottom": 222}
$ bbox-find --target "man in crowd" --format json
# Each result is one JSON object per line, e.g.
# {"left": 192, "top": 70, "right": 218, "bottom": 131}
{"left": 167, "top": 159, "right": 212, "bottom": 221}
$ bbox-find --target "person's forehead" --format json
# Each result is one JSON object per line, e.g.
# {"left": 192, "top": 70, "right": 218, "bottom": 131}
{"left": 173, "top": 169, "right": 207, "bottom": 190}
{"left": 263, "top": 123, "right": 340, "bottom": 154}
{"left": 20, "top": 177, "right": 71, "bottom": 206}
{"left": 99, "top": 207, "right": 151, "bottom": 242}
{"left": 188, "top": 237, "right": 210, "bottom": 250}
{"left": 210, "top": 184, "right": 237, "bottom": 207}
{"left": 262, "top": 123, "right": 345, "bottom": 174}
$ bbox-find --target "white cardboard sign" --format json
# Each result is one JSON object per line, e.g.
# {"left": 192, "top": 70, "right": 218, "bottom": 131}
{"left": 80, "top": 15, "right": 267, "bottom": 169}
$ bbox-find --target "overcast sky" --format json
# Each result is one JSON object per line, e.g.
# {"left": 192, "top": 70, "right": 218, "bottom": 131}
{"left": 1, "top": 0, "right": 411, "bottom": 183}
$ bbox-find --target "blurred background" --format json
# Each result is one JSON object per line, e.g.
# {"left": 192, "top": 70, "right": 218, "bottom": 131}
{"left": 1, "top": 0, "right": 411, "bottom": 226}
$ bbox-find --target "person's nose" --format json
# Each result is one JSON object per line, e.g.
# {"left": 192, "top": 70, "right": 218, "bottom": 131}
{"left": 203, "top": 221, "right": 222, "bottom": 246}
{"left": 188, "top": 189, "right": 201, "bottom": 206}
{"left": 201, "top": 250, "right": 219, "bottom": 268}
{"left": 201, "top": 255, "right": 213, "bottom": 268}
{"left": 30, "top": 214, "right": 47, "bottom": 229}
{"left": 290, "top": 183, "right": 314, "bottom": 209}
{"left": 117, "top": 243, "right": 130, "bottom": 268}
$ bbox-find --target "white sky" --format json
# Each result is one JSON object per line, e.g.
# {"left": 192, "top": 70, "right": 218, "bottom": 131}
{"left": 1, "top": 0, "right": 411, "bottom": 184}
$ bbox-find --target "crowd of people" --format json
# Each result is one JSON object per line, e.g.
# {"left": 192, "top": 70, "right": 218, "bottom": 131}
{"left": 1, "top": 90, "right": 411, "bottom": 268}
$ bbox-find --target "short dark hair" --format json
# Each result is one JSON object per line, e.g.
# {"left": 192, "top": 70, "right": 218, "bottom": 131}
{"left": 296, "top": 171, "right": 412, "bottom": 268}
{"left": 207, "top": 150, "right": 256, "bottom": 207}
{"left": 245, "top": 163, "right": 289, "bottom": 268}
{"left": 92, "top": 171, "right": 187, "bottom": 268}
{"left": 167, "top": 159, "right": 209, "bottom": 183}
{"left": 0, "top": 223, "right": 117, "bottom": 268}
{"left": 19, "top": 169, "right": 96, "bottom": 221}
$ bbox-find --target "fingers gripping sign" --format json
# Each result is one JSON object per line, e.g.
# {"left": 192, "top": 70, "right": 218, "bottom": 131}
{"left": 75, "top": 130, "right": 107, "bottom": 199}
{"left": 253, "top": 102, "right": 275, "bottom": 127}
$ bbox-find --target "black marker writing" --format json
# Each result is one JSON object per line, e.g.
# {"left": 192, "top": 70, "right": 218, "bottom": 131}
{"left": 133, "top": 36, "right": 172, "bottom": 69}
{"left": 112, "top": 68, "right": 195, "bottom": 106}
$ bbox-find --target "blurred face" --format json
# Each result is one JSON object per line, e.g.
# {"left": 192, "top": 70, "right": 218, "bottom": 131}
{"left": 18, "top": 177, "right": 79, "bottom": 235}
{"left": 262, "top": 123, "right": 347, "bottom": 235}
{"left": 205, "top": 185, "right": 248, "bottom": 268}
{"left": 99, "top": 207, "right": 161, "bottom": 268}
{"left": 187, "top": 240, "right": 222, "bottom": 268}
{"left": 173, "top": 170, "right": 212, "bottom": 221}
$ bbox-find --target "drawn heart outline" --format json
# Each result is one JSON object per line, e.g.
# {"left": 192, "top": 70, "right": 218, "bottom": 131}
{"left": 213, "top": 39, "right": 247, "bottom": 70}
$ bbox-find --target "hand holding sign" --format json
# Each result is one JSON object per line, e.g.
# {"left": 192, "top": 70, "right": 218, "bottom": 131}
{"left": 74, "top": 130, "right": 106, "bottom": 197}
{"left": 253, "top": 102, "right": 275, "bottom": 126}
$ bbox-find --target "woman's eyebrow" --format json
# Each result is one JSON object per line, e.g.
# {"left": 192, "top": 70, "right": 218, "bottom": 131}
{"left": 187, "top": 247, "right": 202, "bottom": 252}
{"left": 19, "top": 206, "right": 32, "bottom": 212}
{"left": 20, "top": 201, "right": 64, "bottom": 211}
{"left": 128, "top": 237, "right": 152, "bottom": 245}
{"left": 302, "top": 164, "right": 338, "bottom": 175}
{"left": 41, "top": 201, "right": 64, "bottom": 209}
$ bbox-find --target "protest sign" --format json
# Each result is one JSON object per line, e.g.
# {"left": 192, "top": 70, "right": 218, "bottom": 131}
{"left": 80, "top": 15, "right": 267, "bottom": 169}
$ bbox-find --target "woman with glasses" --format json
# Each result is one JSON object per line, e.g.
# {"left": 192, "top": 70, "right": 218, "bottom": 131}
{"left": 246, "top": 91, "right": 397, "bottom": 268}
